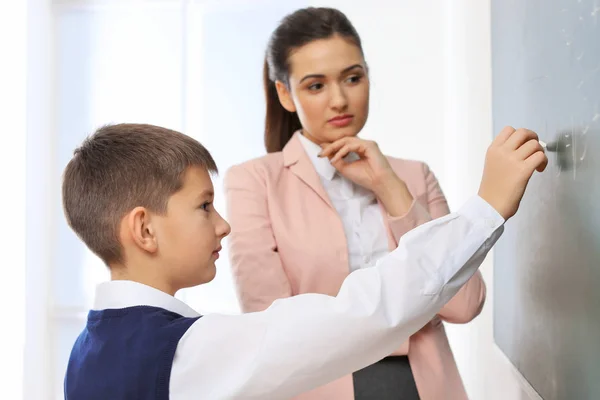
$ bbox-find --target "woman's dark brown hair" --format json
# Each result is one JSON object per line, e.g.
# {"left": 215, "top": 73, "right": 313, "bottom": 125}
{"left": 263, "top": 7, "right": 364, "bottom": 153}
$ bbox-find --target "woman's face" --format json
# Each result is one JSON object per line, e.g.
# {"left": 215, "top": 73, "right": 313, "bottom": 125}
{"left": 276, "top": 35, "right": 370, "bottom": 145}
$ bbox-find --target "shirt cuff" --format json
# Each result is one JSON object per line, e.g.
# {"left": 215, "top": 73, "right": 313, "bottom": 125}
{"left": 457, "top": 195, "right": 505, "bottom": 235}
{"left": 421, "top": 195, "right": 505, "bottom": 296}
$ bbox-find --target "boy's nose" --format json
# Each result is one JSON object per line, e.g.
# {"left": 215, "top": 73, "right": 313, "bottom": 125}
{"left": 218, "top": 215, "right": 231, "bottom": 238}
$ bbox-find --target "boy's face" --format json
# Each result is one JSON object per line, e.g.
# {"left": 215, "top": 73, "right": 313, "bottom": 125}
{"left": 154, "top": 166, "right": 231, "bottom": 289}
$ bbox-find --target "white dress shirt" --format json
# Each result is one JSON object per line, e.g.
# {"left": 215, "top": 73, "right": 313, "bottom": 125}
{"left": 92, "top": 195, "right": 504, "bottom": 399}
{"left": 297, "top": 133, "right": 390, "bottom": 272}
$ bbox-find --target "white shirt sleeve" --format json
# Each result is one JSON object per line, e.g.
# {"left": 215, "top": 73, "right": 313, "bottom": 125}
{"left": 170, "top": 196, "right": 505, "bottom": 400}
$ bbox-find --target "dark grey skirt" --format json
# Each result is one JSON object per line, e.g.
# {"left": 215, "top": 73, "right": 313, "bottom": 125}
{"left": 352, "top": 356, "right": 420, "bottom": 399}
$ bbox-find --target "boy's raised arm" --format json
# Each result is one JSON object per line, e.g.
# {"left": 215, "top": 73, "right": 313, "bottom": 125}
{"left": 170, "top": 127, "right": 547, "bottom": 399}
{"left": 171, "top": 196, "right": 503, "bottom": 399}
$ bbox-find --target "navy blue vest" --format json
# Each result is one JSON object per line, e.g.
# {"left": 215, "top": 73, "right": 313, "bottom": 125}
{"left": 64, "top": 306, "right": 200, "bottom": 399}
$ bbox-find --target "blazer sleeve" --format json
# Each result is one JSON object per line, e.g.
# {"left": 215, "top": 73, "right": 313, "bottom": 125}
{"left": 386, "top": 162, "right": 486, "bottom": 324}
{"left": 224, "top": 163, "right": 292, "bottom": 313}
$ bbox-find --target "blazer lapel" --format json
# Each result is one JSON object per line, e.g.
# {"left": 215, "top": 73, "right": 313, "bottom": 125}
{"left": 283, "top": 132, "right": 334, "bottom": 210}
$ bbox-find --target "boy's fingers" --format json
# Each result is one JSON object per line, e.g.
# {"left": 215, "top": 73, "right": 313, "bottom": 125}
{"left": 516, "top": 139, "right": 544, "bottom": 160}
{"left": 494, "top": 126, "right": 516, "bottom": 145}
{"left": 505, "top": 128, "right": 538, "bottom": 151}
{"left": 525, "top": 150, "right": 548, "bottom": 173}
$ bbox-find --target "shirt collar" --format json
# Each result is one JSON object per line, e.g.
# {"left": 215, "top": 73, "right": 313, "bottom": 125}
{"left": 93, "top": 280, "right": 200, "bottom": 318}
{"left": 297, "top": 132, "right": 337, "bottom": 181}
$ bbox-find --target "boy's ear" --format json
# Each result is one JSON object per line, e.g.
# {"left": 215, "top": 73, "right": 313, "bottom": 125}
{"left": 275, "top": 80, "right": 296, "bottom": 113}
{"left": 126, "top": 207, "right": 158, "bottom": 254}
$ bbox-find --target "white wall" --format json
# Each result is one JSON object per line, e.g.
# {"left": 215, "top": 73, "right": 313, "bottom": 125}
{"left": 309, "top": 0, "right": 447, "bottom": 183}
{"left": 441, "top": 1, "right": 541, "bottom": 399}
{"left": 310, "top": 1, "right": 541, "bottom": 399}
{"left": 440, "top": 2, "right": 545, "bottom": 399}
{"left": 24, "top": 0, "right": 55, "bottom": 397}
{"left": 0, "top": 1, "right": 27, "bottom": 398}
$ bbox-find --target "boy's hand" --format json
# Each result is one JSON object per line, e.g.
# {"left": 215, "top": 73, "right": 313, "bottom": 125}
{"left": 478, "top": 126, "right": 548, "bottom": 220}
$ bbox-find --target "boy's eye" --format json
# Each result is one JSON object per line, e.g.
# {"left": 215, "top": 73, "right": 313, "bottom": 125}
{"left": 199, "top": 202, "right": 212, "bottom": 211}
{"left": 346, "top": 75, "right": 362, "bottom": 84}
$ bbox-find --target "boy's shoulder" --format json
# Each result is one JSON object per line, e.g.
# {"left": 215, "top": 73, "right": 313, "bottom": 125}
{"left": 77, "top": 306, "right": 202, "bottom": 344}
{"left": 65, "top": 306, "right": 201, "bottom": 399}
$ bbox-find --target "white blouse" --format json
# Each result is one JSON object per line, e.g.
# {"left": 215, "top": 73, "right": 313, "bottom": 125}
{"left": 298, "top": 133, "right": 391, "bottom": 272}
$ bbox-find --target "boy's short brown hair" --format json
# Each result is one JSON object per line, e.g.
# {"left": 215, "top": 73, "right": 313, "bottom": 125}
{"left": 62, "top": 123, "right": 217, "bottom": 265}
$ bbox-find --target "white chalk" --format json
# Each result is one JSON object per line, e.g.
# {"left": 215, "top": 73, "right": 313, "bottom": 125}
{"left": 539, "top": 140, "right": 558, "bottom": 152}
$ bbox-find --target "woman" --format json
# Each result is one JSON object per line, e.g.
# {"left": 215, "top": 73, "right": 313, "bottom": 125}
{"left": 224, "top": 7, "right": 484, "bottom": 400}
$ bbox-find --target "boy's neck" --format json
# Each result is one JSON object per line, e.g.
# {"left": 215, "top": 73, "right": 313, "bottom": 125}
{"left": 110, "top": 264, "right": 178, "bottom": 296}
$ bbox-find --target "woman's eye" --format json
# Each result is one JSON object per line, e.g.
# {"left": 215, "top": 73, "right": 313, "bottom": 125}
{"left": 308, "top": 82, "right": 324, "bottom": 91}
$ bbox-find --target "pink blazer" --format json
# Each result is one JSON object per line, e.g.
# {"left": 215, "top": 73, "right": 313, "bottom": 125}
{"left": 224, "top": 133, "right": 485, "bottom": 400}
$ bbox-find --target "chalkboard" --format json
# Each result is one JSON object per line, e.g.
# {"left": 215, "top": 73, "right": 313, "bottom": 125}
{"left": 491, "top": 0, "right": 600, "bottom": 399}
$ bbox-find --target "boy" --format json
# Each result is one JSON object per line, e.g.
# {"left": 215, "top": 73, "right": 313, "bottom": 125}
{"left": 63, "top": 123, "right": 547, "bottom": 399}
